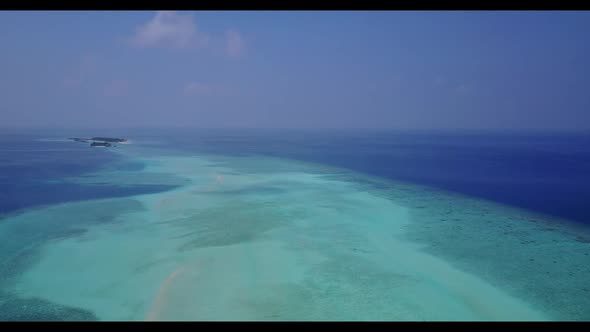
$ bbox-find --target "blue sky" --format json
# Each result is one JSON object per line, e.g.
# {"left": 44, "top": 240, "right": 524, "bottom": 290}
{"left": 1, "top": 11, "right": 589, "bottom": 130}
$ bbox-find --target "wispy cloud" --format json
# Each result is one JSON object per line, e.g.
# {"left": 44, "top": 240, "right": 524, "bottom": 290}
{"left": 130, "top": 11, "right": 208, "bottom": 49}
{"left": 183, "top": 82, "right": 226, "bottom": 97}
{"left": 104, "top": 79, "right": 130, "bottom": 97}
{"left": 226, "top": 30, "right": 245, "bottom": 57}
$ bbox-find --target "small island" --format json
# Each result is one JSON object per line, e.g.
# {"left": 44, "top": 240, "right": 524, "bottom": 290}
{"left": 68, "top": 137, "right": 127, "bottom": 148}
{"left": 91, "top": 137, "right": 127, "bottom": 143}
{"left": 90, "top": 142, "right": 112, "bottom": 147}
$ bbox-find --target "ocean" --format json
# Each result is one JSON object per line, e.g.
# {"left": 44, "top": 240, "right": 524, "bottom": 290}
{"left": 1, "top": 128, "right": 589, "bottom": 320}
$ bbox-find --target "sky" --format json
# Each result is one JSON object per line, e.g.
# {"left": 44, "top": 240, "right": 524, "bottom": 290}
{"left": 0, "top": 11, "right": 589, "bottom": 130}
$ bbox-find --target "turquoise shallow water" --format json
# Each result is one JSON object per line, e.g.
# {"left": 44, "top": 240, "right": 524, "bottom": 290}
{"left": 1, "top": 140, "right": 590, "bottom": 320}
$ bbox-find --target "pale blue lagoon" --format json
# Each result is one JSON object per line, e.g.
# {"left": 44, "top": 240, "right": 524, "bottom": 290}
{"left": 1, "top": 129, "right": 590, "bottom": 321}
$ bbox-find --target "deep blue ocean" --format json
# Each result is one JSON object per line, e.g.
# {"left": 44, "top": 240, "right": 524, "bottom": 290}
{"left": 2, "top": 129, "right": 590, "bottom": 225}
{"left": 0, "top": 133, "right": 176, "bottom": 216}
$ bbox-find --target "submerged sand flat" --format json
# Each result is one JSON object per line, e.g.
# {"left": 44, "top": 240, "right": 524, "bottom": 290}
{"left": 2, "top": 145, "right": 589, "bottom": 320}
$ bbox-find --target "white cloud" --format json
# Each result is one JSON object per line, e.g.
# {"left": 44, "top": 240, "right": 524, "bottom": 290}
{"left": 226, "top": 30, "right": 245, "bottom": 57}
{"left": 130, "top": 11, "right": 208, "bottom": 49}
